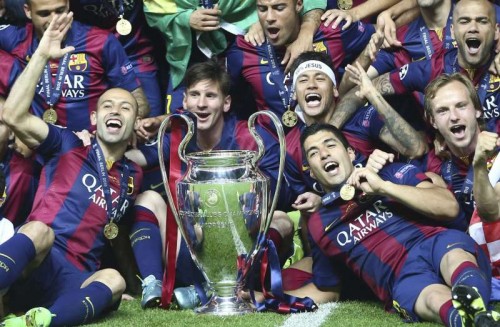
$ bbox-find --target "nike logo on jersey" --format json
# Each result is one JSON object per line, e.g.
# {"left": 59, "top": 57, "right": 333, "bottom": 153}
{"left": 150, "top": 182, "right": 164, "bottom": 190}
{"left": 446, "top": 242, "right": 464, "bottom": 249}
{"left": 260, "top": 58, "right": 269, "bottom": 65}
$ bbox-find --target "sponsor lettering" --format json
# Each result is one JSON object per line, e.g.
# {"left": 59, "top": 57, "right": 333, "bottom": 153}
{"left": 482, "top": 95, "right": 500, "bottom": 120}
{"left": 82, "top": 173, "right": 130, "bottom": 220}
{"left": 336, "top": 200, "right": 393, "bottom": 246}
{"left": 0, "top": 260, "right": 9, "bottom": 272}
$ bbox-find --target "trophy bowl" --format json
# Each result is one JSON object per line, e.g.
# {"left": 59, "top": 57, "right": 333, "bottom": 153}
{"left": 158, "top": 111, "right": 285, "bottom": 315}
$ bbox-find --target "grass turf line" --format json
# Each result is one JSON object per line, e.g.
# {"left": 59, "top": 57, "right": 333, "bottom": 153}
{"left": 87, "top": 299, "right": 442, "bottom": 327}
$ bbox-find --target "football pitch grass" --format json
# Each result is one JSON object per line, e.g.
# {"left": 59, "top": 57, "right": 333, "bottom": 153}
{"left": 87, "top": 299, "right": 441, "bottom": 327}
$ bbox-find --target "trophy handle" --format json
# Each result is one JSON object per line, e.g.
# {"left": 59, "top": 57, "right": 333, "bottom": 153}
{"left": 247, "top": 111, "right": 286, "bottom": 243}
{"left": 157, "top": 114, "right": 200, "bottom": 255}
{"left": 158, "top": 113, "right": 194, "bottom": 165}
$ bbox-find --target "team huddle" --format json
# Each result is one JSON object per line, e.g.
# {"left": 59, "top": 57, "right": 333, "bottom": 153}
{"left": 0, "top": 0, "right": 499, "bottom": 326}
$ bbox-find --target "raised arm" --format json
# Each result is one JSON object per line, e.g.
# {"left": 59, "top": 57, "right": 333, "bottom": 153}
{"left": 472, "top": 131, "right": 500, "bottom": 221}
{"left": 322, "top": 0, "right": 400, "bottom": 29}
{"left": 376, "top": 0, "right": 419, "bottom": 48}
{"left": 337, "top": 26, "right": 384, "bottom": 96}
{"left": 330, "top": 71, "right": 394, "bottom": 128}
{"left": 282, "top": 8, "right": 324, "bottom": 72}
{"left": 2, "top": 13, "right": 75, "bottom": 148}
{"left": 347, "top": 167, "right": 459, "bottom": 221}
{"left": 345, "top": 62, "right": 427, "bottom": 158}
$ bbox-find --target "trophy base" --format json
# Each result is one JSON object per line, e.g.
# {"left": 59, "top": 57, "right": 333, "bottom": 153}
{"left": 194, "top": 295, "right": 254, "bottom": 315}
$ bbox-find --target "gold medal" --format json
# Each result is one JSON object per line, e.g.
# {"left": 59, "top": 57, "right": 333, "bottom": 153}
{"left": 340, "top": 184, "right": 355, "bottom": 201}
{"left": 43, "top": 107, "right": 57, "bottom": 124}
{"left": 104, "top": 222, "right": 119, "bottom": 240}
{"left": 338, "top": 0, "right": 353, "bottom": 10}
{"left": 282, "top": 108, "right": 298, "bottom": 128}
{"left": 116, "top": 17, "right": 132, "bottom": 36}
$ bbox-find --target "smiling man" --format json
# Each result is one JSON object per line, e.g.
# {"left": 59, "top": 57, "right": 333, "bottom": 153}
{"left": 0, "top": 13, "right": 143, "bottom": 327}
{"left": 125, "top": 60, "right": 302, "bottom": 309}
{"left": 292, "top": 123, "right": 499, "bottom": 326}
{"left": 333, "top": 0, "right": 500, "bottom": 135}
{"left": 0, "top": 0, "right": 150, "bottom": 132}
{"left": 225, "top": 0, "right": 374, "bottom": 135}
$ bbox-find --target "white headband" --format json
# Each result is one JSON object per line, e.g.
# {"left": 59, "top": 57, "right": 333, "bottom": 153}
{"left": 292, "top": 60, "right": 336, "bottom": 87}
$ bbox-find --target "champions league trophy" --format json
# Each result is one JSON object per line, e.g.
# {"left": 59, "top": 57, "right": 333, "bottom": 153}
{"left": 158, "top": 111, "right": 286, "bottom": 315}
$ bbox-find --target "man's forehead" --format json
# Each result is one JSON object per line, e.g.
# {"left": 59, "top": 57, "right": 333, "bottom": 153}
{"left": 257, "top": 0, "right": 294, "bottom": 6}
{"left": 187, "top": 79, "right": 222, "bottom": 94}
{"left": 305, "top": 131, "right": 338, "bottom": 147}
{"left": 454, "top": 1, "right": 493, "bottom": 19}
{"left": 99, "top": 89, "right": 135, "bottom": 104}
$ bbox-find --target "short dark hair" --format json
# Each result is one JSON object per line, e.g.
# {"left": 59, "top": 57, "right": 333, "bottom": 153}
{"left": 183, "top": 60, "right": 231, "bottom": 97}
{"left": 290, "top": 51, "right": 336, "bottom": 78}
{"left": 300, "top": 123, "right": 351, "bottom": 153}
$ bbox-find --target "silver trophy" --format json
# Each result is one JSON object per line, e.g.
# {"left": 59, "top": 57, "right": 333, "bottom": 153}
{"left": 158, "top": 111, "right": 286, "bottom": 315}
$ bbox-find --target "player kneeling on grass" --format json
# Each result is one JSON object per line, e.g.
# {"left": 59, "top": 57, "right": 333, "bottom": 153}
{"left": 287, "top": 123, "right": 499, "bottom": 326}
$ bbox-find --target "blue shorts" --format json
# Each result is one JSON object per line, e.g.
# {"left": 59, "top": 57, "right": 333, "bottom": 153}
{"left": 7, "top": 247, "right": 92, "bottom": 311}
{"left": 392, "top": 229, "right": 491, "bottom": 322}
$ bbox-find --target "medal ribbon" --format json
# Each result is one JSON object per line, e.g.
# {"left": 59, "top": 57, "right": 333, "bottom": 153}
{"left": 42, "top": 53, "right": 70, "bottom": 109}
{"left": 442, "top": 158, "right": 475, "bottom": 201}
{"left": 92, "top": 140, "right": 130, "bottom": 226}
{"left": 264, "top": 41, "right": 295, "bottom": 114}
{"left": 102, "top": 0, "right": 125, "bottom": 17}
{"left": 321, "top": 187, "right": 343, "bottom": 206}
{"left": 446, "top": 52, "right": 491, "bottom": 105}
{"left": 418, "top": 6, "right": 453, "bottom": 60}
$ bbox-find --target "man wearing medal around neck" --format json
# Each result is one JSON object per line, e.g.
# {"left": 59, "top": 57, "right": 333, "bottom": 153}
{"left": 69, "top": 0, "right": 163, "bottom": 118}
{"left": 0, "top": 0, "right": 150, "bottom": 132}
{"left": 224, "top": 0, "right": 375, "bottom": 136}
{"left": 286, "top": 122, "right": 500, "bottom": 326}
{"left": 0, "top": 12, "right": 143, "bottom": 326}
{"left": 125, "top": 60, "right": 303, "bottom": 309}
{"left": 278, "top": 50, "right": 430, "bottom": 287}
{"left": 332, "top": 0, "right": 500, "bottom": 135}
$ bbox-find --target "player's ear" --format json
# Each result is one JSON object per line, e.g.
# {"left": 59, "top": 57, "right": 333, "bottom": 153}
{"left": 90, "top": 111, "right": 97, "bottom": 127}
{"left": 333, "top": 87, "right": 339, "bottom": 99}
{"left": 295, "top": 0, "right": 303, "bottom": 13}
{"left": 223, "top": 95, "right": 231, "bottom": 113}
{"left": 347, "top": 147, "right": 355, "bottom": 162}
{"left": 182, "top": 92, "right": 187, "bottom": 110}
{"left": 134, "top": 117, "right": 141, "bottom": 131}
{"left": 24, "top": 3, "right": 32, "bottom": 20}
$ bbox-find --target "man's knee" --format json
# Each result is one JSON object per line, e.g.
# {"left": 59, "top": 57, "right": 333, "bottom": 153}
{"left": 271, "top": 211, "right": 294, "bottom": 239}
{"left": 18, "top": 221, "right": 54, "bottom": 253}
{"left": 86, "top": 269, "right": 126, "bottom": 302}
{"left": 135, "top": 191, "right": 165, "bottom": 221}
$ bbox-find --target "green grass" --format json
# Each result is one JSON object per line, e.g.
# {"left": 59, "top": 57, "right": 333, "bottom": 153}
{"left": 87, "top": 299, "right": 441, "bottom": 327}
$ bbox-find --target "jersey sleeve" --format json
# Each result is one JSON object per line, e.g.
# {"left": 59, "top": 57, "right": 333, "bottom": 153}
{"left": 389, "top": 60, "right": 432, "bottom": 94}
{"left": 380, "top": 163, "right": 430, "bottom": 187}
{"left": 36, "top": 124, "right": 83, "bottom": 158}
{"left": 0, "top": 51, "right": 21, "bottom": 97}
